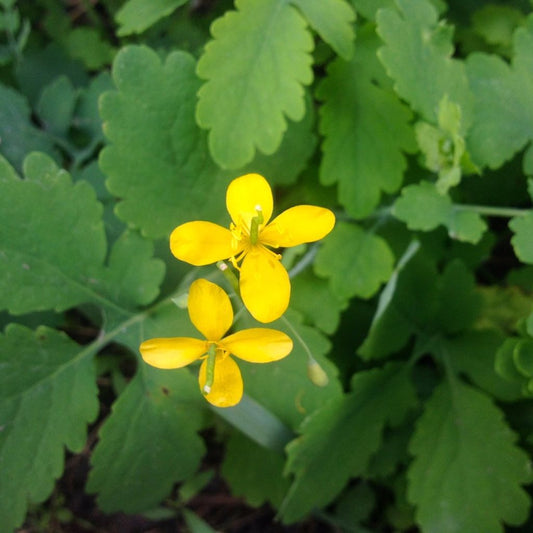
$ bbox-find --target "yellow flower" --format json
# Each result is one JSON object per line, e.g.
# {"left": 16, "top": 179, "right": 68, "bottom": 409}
{"left": 139, "top": 279, "right": 293, "bottom": 408}
{"left": 170, "top": 173, "right": 335, "bottom": 322}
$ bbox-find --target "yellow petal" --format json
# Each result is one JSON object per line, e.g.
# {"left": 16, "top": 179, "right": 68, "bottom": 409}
{"left": 170, "top": 221, "right": 237, "bottom": 266}
{"left": 261, "top": 206, "right": 336, "bottom": 248}
{"left": 199, "top": 354, "right": 243, "bottom": 407}
{"left": 220, "top": 328, "right": 293, "bottom": 363}
{"left": 188, "top": 279, "right": 233, "bottom": 341}
{"left": 240, "top": 249, "right": 290, "bottom": 323}
{"left": 226, "top": 174, "right": 273, "bottom": 230}
{"left": 140, "top": 337, "right": 206, "bottom": 369}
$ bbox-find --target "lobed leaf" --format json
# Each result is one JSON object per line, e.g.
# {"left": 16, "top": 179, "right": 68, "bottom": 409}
{"left": 196, "top": 0, "right": 314, "bottom": 169}
{"left": 100, "top": 45, "right": 231, "bottom": 238}
{"left": 0, "top": 83, "right": 57, "bottom": 171}
{"left": 466, "top": 15, "right": 533, "bottom": 170}
{"left": 408, "top": 378, "right": 531, "bottom": 533}
{"left": 280, "top": 363, "right": 416, "bottom": 523}
{"left": 115, "top": 0, "right": 188, "bottom": 36}
{"left": 377, "top": 0, "right": 472, "bottom": 127}
{"left": 314, "top": 222, "right": 395, "bottom": 300}
{"left": 510, "top": 212, "right": 533, "bottom": 264}
{"left": 0, "top": 324, "right": 98, "bottom": 532}
{"left": 87, "top": 365, "right": 205, "bottom": 513}
{"left": 393, "top": 182, "right": 487, "bottom": 243}
{"left": 0, "top": 152, "right": 164, "bottom": 320}
{"left": 317, "top": 40, "right": 416, "bottom": 219}
{"left": 289, "top": 0, "right": 356, "bottom": 60}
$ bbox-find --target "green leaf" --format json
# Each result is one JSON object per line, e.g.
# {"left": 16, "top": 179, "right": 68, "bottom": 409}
{"left": 510, "top": 213, "right": 533, "bottom": 263}
{"left": 115, "top": 0, "right": 188, "bottom": 36}
{"left": 0, "top": 153, "right": 164, "bottom": 318}
{"left": 100, "top": 45, "right": 230, "bottom": 238}
{"left": 63, "top": 27, "right": 115, "bottom": 69}
{"left": 350, "top": 0, "right": 394, "bottom": 21}
{"left": 444, "top": 331, "right": 523, "bottom": 402}
{"left": 0, "top": 83, "right": 57, "bottom": 171}
{"left": 221, "top": 431, "right": 290, "bottom": 508}
{"left": 280, "top": 363, "right": 416, "bottom": 523}
{"left": 87, "top": 365, "right": 205, "bottom": 513}
{"left": 0, "top": 324, "right": 98, "bottom": 532}
{"left": 358, "top": 254, "right": 438, "bottom": 360}
{"left": 393, "top": 182, "right": 487, "bottom": 243}
{"left": 471, "top": 5, "right": 525, "bottom": 50}
{"left": 466, "top": 15, "right": 533, "bottom": 170}
{"left": 377, "top": 0, "right": 472, "bottom": 127}
{"left": 290, "top": 0, "right": 355, "bottom": 60}
{"left": 196, "top": 0, "right": 313, "bottom": 169}
{"left": 408, "top": 378, "right": 531, "bottom": 533}
{"left": 36, "top": 75, "right": 77, "bottom": 136}
{"left": 315, "top": 222, "right": 395, "bottom": 299}
{"left": 317, "top": 45, "right": 416, "bottom": 218}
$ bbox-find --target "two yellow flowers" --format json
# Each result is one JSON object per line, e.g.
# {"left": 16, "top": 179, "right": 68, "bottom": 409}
{"left": 140, "top": 173, "right": 335, "bottom": 407}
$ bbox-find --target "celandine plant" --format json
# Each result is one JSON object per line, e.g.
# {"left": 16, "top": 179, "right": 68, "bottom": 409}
{"left": 4, "top": 0, "right": 533, "bottom": 532}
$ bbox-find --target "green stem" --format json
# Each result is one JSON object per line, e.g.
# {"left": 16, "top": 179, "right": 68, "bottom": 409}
{"left": 453, "top": 204, "right": 529, "bottom": 218}
{"left": 203, "top": 343, "right": 217, "bottom": 394}
{"left": 217, "top": 261, "right": 240, "bottom": 295}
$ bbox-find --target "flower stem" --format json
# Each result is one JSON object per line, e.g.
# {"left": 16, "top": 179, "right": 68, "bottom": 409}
{"left": 453, "top": 204, "right": 530, "bottom": 218}
{"left": 203, "top": 343, "right": 217, "bottom": 394}
{"left": 280, "top": 315, "right": 329, "bottom": 387}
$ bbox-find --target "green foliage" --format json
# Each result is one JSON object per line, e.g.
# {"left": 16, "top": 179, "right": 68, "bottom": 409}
{"left": 394, "top": 182, "right": 487, "bottom": 243}
{"left": 115, "top": 0, "right": 188, "bottom": 36}
{"left": 315, "top": 222, "right": 395, "bottom": 299}
{"left": 280, "top": 363, "right": 416, "bottom": 523}
{"left": 377, "top": 0, "right": 472, "bottom": 127}
{"left": 0, "top": 153, "right": 164, "bottom": 318}
{"left": 408, "top": 378, "right": 531, "bottom": 533}
{"left": 196, "top": 0, "right": 314, "bottom": 169}
{"left": 100, "top": 45, "right": 230, "bottom": 237}
{"left": 467, "top": 15, "right": 533, "bottom": 171}
{"left": 86, "top": 366, "right": 205, "bottom": 512}
{"left": 0, "top": 324, "right": 98, "bottom": 532}
{"left": 3, "top": 1, "right": 533, "bottom": 531}
{"left": 317, "top": 31, "right": 416, "bottom": 218}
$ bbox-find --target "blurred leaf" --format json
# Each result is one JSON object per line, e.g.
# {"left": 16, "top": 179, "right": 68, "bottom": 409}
{"left": 393, "top": 182, "right": 487, "bottom": 243}
{"left": 63, "top": 27, "right": 115, "bottom": 69}
{"left": 0, "top": 324, "right": 98, "bottom": 532}
{"left": 290, "top": 0, "right": 356, "bottom": 59}
{"left": 115, "top": 0, "right": 188, "bottom": 36}
{"left": 280, "top": 363, "right": 416, "bottom": 523}
{"left": 466, "top": 15, "right": 533, "bottom": 171}
{"left": 377, "top": 0, "right": 472, "bottom": 127}
{"left": 36, "top": 75, "right": 77, "bottom": 136}
{"left": 0, "top": 153, "right": 164, "bottom": 320}
{"left": 510, "top": 212, "right": 533, "bottom": 263}
{"left": 221, "top": 431, "right": 290, "bottom": 508}
{"left": 196, "top": 0, "right": 313, "bottom": 168}
{"left": 100, "top": 45, "right": 230, "bottom": 238}
{"left": 182, "top": 509, "right": 218, "bottom": 533}
{"left": 0, "top": 84, "right": 58, "bottom": 171}
{"left": 471, "top": 5, "right": 525, "bottom": 49}
{"left": 334, "top": 483, "right": 376, "bottom": 527}
{"left": 408, "top": 378, "right": 531, "bottom": 533}
{"left": 87, "top": 365, "right": 205, "bottom": 513}
{"left": 350, "top": 0, "right": 393, "bottom": 21}
{"left": 317, "top": 46, "right": 416, "bottom": 218}
{"left": 315, "top": 222, "right": 395, "bottom": 299}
